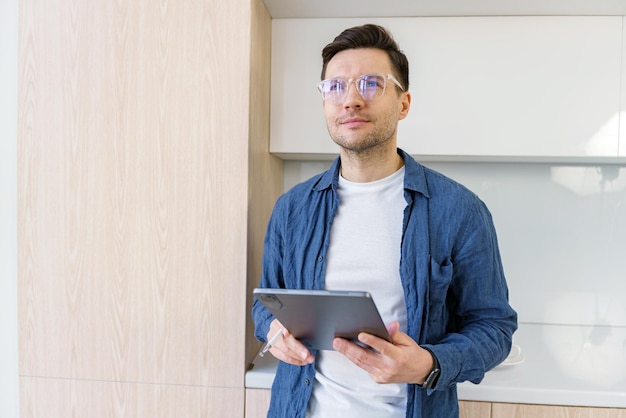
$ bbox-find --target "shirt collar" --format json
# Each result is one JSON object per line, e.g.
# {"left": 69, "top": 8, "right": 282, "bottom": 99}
{"left": 399, "top": 148, "right": 430, "bottom": 198}
{"left": 313, "top": 148, "right": 430, "bottom": 198}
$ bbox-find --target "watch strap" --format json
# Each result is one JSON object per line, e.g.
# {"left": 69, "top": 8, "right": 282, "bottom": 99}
{"left": 419, "top": 348, "right": 441, "bottom": 390}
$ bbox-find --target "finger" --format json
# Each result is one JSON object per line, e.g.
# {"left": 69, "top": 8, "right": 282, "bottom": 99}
{"left": 387, "top": 329, "right": 416, "bottom": 348}
{"left": 357, "top": 332, "right": 396, "bottom": 356}
{"left": 270, "top": 330, "right": 314, "bottom": 365}
{"left": 268, "top": 336, "right": 309, "bottom": 365}
{"left": 339, "top": 335, "right": 405, "bottom": 383}
{"left": 333, "top": 338, "right": 380, "bottom": 372}
{"left": 284, "top": 332, "right": 314, "bottom": 362}
{"left": 267, "top": 318, "right": 285, "bottom": 338}
{"left": 270, "top": 345, "right": 312, "bottom": 366}
{"left": 386, "top": 320, "right": 400, "bottom": 336}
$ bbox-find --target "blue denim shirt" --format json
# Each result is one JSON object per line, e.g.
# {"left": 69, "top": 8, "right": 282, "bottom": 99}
{"left": 252, "top": 149, "right": 518, "bottom": 418}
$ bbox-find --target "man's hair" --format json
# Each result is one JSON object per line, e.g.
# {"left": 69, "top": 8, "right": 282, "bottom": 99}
{"left": 321, "top": 24, "right": 409, "bottom": 91}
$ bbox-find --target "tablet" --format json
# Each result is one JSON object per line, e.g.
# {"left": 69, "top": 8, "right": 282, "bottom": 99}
{"left": 254, "top": 288, "right": 391, "bottom": 351}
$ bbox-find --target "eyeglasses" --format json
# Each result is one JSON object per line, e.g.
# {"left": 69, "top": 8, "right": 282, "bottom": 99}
{"left": 316, "top": 73, "right": 404, "bottom": 104}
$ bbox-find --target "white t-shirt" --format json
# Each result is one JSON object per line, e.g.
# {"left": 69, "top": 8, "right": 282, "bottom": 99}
{"left": 306, "top": 166, "right": 409, "bottom": 418}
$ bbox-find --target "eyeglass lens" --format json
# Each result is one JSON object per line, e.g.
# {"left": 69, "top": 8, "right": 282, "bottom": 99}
{"left": 320, "top": 74, "right": 386, "bottom": 102}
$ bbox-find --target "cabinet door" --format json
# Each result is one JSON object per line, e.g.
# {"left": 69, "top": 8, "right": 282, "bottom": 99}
{"left": 270, "top": 17, "right": 622, "bottom": 160}
{"left": 492, "top": 403, "right": 626, "bottom": 418}
{"left": 245, "top": 389, "right": 271, "bottom": 418}
{"left": 460, "top": 401, "right": 491, "bottom": 418}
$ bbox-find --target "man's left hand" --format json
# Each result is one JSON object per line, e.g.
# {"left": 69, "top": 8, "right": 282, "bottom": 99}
{"left": 332, "top": 321, "right": 435, "bottom": 385}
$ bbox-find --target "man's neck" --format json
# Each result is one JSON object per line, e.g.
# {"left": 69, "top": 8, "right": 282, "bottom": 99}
{"left": 339, "top": 147, "right": 404, "bottom": 183}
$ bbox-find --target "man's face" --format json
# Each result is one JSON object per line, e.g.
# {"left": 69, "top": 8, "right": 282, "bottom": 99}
{"left": 322, "top": 48, "right": 411, "bottom": 155}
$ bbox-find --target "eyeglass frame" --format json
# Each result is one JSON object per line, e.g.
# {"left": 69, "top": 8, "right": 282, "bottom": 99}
{"left": 316, "top": 73, "right": 405, "bottom": 103}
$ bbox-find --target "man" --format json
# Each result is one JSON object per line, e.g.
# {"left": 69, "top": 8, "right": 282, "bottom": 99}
{"left": 252, "top": 24, "right": 517, "bottom": 418}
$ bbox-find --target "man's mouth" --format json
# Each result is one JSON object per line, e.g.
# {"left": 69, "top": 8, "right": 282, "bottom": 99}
{"left": 340, "top": 116, "right": 368, "bottom": 127}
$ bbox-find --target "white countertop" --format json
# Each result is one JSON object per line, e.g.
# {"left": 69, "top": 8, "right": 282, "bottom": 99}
{"left": 245, "top": 323, "right": 626, "bottom": 408}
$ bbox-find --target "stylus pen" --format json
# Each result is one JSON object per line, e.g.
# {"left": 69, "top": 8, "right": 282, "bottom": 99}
{"left": 259, "top": 328, "right": 284, "bottom": 357}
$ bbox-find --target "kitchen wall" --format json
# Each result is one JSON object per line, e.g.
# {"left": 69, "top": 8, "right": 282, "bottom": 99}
{"left": 284, "top": 160, "right": 626, "bottom": 328}
{"left": 274, "top": 15, "right": 626, "bottom": 332}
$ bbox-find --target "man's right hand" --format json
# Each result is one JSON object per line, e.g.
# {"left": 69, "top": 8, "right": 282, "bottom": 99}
{"left": 266, "top": 319, "right": 315, "bottom": 366}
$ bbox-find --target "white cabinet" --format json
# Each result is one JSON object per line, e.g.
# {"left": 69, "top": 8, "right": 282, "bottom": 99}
{"left": 270, "top": 17, "right": 623, "bottom": 161}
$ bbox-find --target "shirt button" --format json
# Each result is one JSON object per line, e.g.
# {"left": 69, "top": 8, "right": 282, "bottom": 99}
{"left": 318, "top": 256, "right": 323, "bottom": 262}
{"left": 305, "top": 379, "right": 310, "bottom": 385}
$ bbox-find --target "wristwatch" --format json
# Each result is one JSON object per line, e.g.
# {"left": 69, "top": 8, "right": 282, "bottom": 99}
{"left": 419, "top": 349, "right": 441, "bottom": 390}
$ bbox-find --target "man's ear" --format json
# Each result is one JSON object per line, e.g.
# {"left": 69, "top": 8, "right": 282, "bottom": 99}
{"left": 398, "top": 91, "right": 411, "bottom": 121}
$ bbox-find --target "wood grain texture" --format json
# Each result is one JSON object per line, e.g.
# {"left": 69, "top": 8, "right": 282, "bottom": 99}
{"left": 20, "top": 376, "right": 244, "bottom": 418}
{"left": 245, "top": 388, "right": 272, "bottom": 418}
{"left": 18, "top": 0, "right": 264, "bottom": 404}
{"left": 460, "top": 401, "right": 491, "bottom": 418}
{"left": 245, "top": 0, "right": 283, "bottom": 362}
{"left": 492, "top": 403, "right": 626, "bottom": 418}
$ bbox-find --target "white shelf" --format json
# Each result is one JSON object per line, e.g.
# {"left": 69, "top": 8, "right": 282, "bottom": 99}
{"left": 245, "top": 323, "right": 626, "bottom": 408}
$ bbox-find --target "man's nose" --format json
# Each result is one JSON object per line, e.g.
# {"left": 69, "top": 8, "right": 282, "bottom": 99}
{"left": 342, "top": 81, "right": 364, "bottom": 108}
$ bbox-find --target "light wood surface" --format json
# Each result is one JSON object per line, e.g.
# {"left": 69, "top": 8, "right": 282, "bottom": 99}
{"left": 460, "top": 401, "right": 491, "bottom": 418}
{"left": 246, "top": 0, "right": 283, "bottom": 363}
{"left": 18, "top": 0, "right": 274, "bottom": 416}
{"left": 245, "top": 388, "right": 272, "bottom": 418}
{"left": 492, "top": 403, "right": 626, "bottom": 418}
{"left": 20, "top": 376, "right": 244, "bottom": 417}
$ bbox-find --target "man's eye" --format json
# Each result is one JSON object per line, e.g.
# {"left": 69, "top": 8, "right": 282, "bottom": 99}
{"left": 360, "top": 76, "right": 382, "bottom": 89}
{"left": 329, "top": 80, "right": 344, "bottom": 91}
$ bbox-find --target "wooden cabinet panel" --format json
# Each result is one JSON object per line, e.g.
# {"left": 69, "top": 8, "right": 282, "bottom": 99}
{"left": 246, "top": 0, "right": 284, "bottom": 363}
{"left": 18, "top": 0, "right": 256, "bottom": 389}
{"left": 18, "top": 0, "right": 276, "bottom": 416}
{"left": 270, "top": 17, "right": 623, "bottom": 161}
{"left": 20, "top": 376, "right": 244, "bottom": 418}
{"left": 245, "top": 389, "right": 272, "bottom": 418}
{"left": 460, "top": 401, "right": 491, "bottom": 418}
{"left": 492, "top": 403, "right": 626, "bottom": 418}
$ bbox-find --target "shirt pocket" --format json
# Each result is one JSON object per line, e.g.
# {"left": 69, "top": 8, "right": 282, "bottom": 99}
{"left": 426, "top": 256, "right": 453, "bottom": 340}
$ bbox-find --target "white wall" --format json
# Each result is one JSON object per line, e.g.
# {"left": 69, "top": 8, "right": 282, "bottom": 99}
{"left": 0, "top": 0, "right": 20, "bottom": 416}
{"left": 277, "top": 15, "right": 626, "bottom": 330}
{"left": 284, "top": 160, "right": 626, "bottom": 328}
